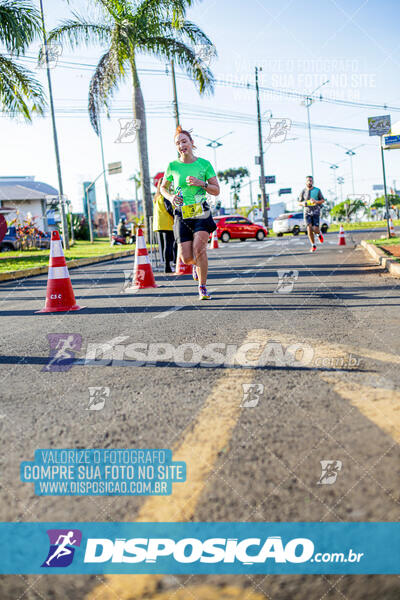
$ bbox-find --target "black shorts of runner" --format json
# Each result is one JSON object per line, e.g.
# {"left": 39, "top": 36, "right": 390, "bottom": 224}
{"left": 305, "top": 212, "right": 320, "bottom": 228}
{"left": 173, "top": 213, "right": 217, "bottom": 244}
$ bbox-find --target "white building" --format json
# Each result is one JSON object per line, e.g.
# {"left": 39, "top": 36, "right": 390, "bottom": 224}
{"left": 0, "top": 176, "right": 59, "bottom": 231}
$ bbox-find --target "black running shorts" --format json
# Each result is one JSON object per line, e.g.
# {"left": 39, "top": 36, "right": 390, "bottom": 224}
{"left": 173, "top": 214, "right": 217, "bottom": 244}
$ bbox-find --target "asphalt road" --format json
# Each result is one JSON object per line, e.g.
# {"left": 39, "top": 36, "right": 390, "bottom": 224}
{"left": 0, "top": 229, "right": 399, "bottom": 599}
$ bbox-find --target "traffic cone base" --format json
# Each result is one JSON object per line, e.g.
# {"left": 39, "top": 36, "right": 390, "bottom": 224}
{"left": 36, "top": 232, "right": 84, "bottom": 313}
{"left": 125, "top": 227, "right": 158, "bottom": 291}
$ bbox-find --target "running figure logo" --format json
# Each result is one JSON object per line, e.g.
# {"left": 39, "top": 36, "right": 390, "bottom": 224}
{"left": 317, "top": 460, "right": 343, "bottom": 485}
{"left": 275, "top": 270, "right": 299, "bottom": 294}
{"left": 193, "top": 44, "right": 217, "bottom": 67}
{"left": 87, "top": 387, "right": 110, "bottom": 410}
{"left": 38, "top": 42, "right": 62, "bottom": 69}
{"left": 42, "top": 529, "right": 82, "bottom": 568}
{"left": 241, "top": 383, "right": 264, "bottom": 408}
{"left": 265, "top": 118, "right": 292, "bottom": 143}
{"left": 115, "top": 119, "right": 141, "bottom": 143}
{"left": 43, "top": 333, "right": 82, "bottom": 372}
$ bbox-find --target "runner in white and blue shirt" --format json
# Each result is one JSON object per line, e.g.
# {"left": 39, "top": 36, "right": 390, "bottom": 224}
{"left": 298, "top": 175, "right": 325, "bottom": 252}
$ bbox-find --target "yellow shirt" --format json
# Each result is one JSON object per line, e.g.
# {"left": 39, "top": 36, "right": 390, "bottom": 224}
{"left": 153, "top": 193, "right": 173, "bottom": 231}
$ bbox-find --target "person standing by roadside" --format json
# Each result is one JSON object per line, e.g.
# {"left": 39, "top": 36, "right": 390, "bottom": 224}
{"left": 298, "top": 175, "right": 325, "bottom": 252}
{"left": 153, "top": 177, "right": 175, "bottom": 273}
{"left": 160, "top": 126, "right": 220, "bottom": 300}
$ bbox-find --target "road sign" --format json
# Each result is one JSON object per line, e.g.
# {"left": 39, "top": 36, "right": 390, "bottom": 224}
{"left": 108, "top": 161, "right": 122, "bottom": 175}
{"left": 255, "top": 156, "right": 260, "bottom": 165}
{"left": 261, "top": 175, "right": 275, "bottom": 184}
{"left": 278, "top": 188, "right": 292, "bottom": 195}
{"left": 373, "top": 184, "right": 384, "bottom": 191}
{"left": 368, "top": 115, "right": 391, "bottom": 137}
{"left": 383, "top": 134, "right": 400, "bottom": 150}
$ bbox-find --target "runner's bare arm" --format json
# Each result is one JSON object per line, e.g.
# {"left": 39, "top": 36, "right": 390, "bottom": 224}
{"left": 160, "top": 176, "right": 182, "bottom": 205}
{"left": 186, "top": 176, "right": 220, "bottom": 196}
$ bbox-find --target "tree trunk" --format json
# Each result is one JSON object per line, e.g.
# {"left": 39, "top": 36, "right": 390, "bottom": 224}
{"left": 130, "top": 56, "right": 153, "bottom": 241}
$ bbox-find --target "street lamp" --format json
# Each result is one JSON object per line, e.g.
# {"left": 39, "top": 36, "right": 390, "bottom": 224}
{"left": 335, "top": 144, "right": 365, "bottom": 197}
{"left": 196, "top": 131, "right": 234, "bottom": 172}
{"left": 301, "top": 80, "right": 329, "bottom": 178}
{"left": 337, "top": 176, "right": 345, "bottom": 204}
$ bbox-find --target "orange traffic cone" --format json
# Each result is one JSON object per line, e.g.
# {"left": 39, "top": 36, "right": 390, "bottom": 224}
{"left": 129, "top": 228, "right": 157, "bottom": 289}
{"left": 175, "top": 257, "right": 192, "bottom": 275}
{"left": 389, "top": 218, "right": 396, "bottom": 237}
{"left": 210, "top": 229, "right": 219, "bottom": 249}
{"left": 338, "top": 224, "right": 346, "bottom": 246}
{"left": 36, "top": 230, "right": 83, "bottom": 313}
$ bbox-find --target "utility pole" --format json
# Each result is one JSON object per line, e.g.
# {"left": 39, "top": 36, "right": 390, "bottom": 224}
{"left": 39, "top": 0, "right": 69, "bottom": 249}
{"left": 98, "top": 118, "right": 112, "bottom": 240}
{"left": 171, "top": 60, "right": 180, "bottom": 128}
{"left": 304, "top": 97, "right": 314, "bottom": 179}
{"left": 380, "top": 136, "right": 391, "bottom": 238}
{"left": 255, "top": 67, "right": 268, "bottom": 229}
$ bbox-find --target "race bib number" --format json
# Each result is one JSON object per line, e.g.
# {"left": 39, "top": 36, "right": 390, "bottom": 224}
{"left": 181, "top": 203, "right": 204, "bottom": 219}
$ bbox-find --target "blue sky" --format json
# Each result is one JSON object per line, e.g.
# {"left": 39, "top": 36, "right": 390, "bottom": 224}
{"left": 1, "top": 0, "right": 400, "bottom": 212}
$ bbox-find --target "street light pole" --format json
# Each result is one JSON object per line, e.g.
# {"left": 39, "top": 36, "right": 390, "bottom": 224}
{"left": 98, "top": 118, "right": 112, "bottom": 240}
{"left": 329, "top": 164, "right": 339, "bottom": 204}
{"left": 38, "top": 0, "right": 69, "bottom": 249}
{"left": 301, "top": 80, "right": 329, "bottom": 180}
{"left": 255, "top": 67, "right": 268, "bottom": 228}
{"left": 346, "top": 150, "right": 356, "bottom": 196}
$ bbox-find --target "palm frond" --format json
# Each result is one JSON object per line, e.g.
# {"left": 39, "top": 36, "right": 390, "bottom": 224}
{"left": 138, "top": 36, "right": 214, "bottom": 94}
{"left": 0, "top": 55, "right": 46, "bottom": 120}
{"left": 88, "top": 44, "right": 126, "bottom": 134}
{"left": 46, "top": 13, "right": 112, "bottom": 50}
{"left": 0, "top": 0, "right": 41, "bottom": 54}
{"left": 158, "top": 19, "right": 215, "bottom": 47}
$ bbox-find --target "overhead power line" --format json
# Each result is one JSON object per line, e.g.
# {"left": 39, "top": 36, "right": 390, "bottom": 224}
{"left": 9, "top": 53, "right": 400, "bottom": 113}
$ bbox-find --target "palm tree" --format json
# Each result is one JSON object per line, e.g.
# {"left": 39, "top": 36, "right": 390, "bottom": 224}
{"left": 48, "top": 0, "right": 215, "bottom": 234}
{"left": 0, "top": 0, "right": 45, "bottom": 119}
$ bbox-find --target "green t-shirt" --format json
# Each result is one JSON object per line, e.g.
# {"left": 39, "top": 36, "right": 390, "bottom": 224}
{"left": 165, "top": 157, "right": 216, "bottom": 205}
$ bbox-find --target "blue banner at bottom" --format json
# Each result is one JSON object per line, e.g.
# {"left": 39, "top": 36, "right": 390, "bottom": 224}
{"left": 0, "top": 522, "right": 398, "bottom": 574}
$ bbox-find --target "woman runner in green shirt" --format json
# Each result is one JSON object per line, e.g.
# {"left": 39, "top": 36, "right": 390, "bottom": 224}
{"left": 161, "top": 126, "right": 220, "bottom": 300}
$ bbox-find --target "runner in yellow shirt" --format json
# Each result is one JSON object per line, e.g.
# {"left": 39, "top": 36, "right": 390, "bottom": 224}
{"left": 161, "top": 126, "right": 220, "bottom": 300}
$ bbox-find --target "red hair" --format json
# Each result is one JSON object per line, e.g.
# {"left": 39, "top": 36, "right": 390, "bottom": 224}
{"left": 175, "top": 125, "right": 196, "bottom": 148}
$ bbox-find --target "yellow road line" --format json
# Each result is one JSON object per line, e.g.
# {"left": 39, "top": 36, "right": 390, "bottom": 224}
{"left": 143, "top": 584, "right": 265, "bottom": 600}
{"left": 250, "top": 328, "right": 400, "bottom": 367}
{"left": 321, "top": 376, "right": 400, "bottom": 443}
{"left": 86, "top": 328, "right": 400, "bottom": 600}
{"left": 86, "top": 330, "right": 268, "bottom": 600}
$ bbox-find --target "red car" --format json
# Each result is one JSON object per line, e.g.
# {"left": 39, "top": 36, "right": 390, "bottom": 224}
{"left": 212, "top": 215, "right": 268, "bottom": 242}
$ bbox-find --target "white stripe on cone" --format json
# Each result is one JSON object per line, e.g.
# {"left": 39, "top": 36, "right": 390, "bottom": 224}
{"left": 136, "top": 255, "right": 150, "bottom": 265}
{"left": 48, "top": 266, "right": 70, "bottom": 279}
{"left": 137, "top": 234, "right": 146, "bottom": 250}
{"left": 50, "top": 240, "right": 64, "bottom": 258}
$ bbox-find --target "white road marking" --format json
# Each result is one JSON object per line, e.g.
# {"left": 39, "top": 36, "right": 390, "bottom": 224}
{"left": 224, "top": 277, "right": 237, "bottom": 284}
{"left": 153, "top": 306, "right": 184, "bottom": 319}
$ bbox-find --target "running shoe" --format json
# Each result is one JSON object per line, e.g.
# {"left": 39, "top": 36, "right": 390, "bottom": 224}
{"left": 199, "top": 285, "right": 212, "bottom": 300}
{"left": 192, "top": 265, "right": 199, "bottom": 281}
{"left": 318, "top": 232, "right": 324, "bottom": 243}
{"left": 310, "top": 245, "right": 317, "bottom": 252}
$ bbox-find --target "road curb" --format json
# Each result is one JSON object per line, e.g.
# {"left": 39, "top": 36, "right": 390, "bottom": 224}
{"left": 0, "top": 248, "right": 136, "bottom": 282}
{"left": 360, "top": 240, "right": 400, "bottom": 277}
